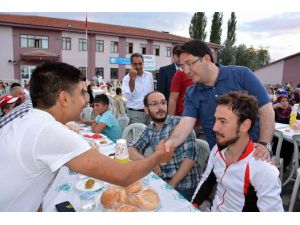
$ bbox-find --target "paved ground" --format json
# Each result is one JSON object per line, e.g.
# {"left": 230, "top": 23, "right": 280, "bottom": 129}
{"left": 282, "top": 171, "right": 300, "bottom": 211}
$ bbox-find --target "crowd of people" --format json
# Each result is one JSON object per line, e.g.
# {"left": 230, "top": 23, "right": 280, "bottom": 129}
{"left": 1, "top": 39, "right": 300, "bottom": 212}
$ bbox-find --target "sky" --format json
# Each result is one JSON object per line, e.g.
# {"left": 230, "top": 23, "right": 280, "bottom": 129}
{"left": 4, "top": 11, "right": 300, "bottom": 62}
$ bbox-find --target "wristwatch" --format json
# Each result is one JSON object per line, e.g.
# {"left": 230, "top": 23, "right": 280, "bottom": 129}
{"left": 258, "top": 141, "right": 272, "bottom": 153}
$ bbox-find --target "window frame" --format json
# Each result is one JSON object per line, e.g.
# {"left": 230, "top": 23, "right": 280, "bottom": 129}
{"left": 96, "top": 40, "right": 104, "bottom": 52}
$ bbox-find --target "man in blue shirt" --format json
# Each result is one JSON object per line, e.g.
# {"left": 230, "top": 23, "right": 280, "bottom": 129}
{"left": 128, "top": 91, "right": 201, "bottom": 201}
{"left": 91, "top": 94, "right": 122, "bottom": 142}
{"left": 165, "top": 40, "right": 274, "bottom": 159}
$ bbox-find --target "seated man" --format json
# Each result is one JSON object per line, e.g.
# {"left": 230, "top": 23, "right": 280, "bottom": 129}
{"left": 128, "top": 91, "right": 201, "bottom": 201}
{"left": 191, "top": 91, "right": 283, "bottom": 211}
{"left": 91, "top": 94, "right": 122, "bottom": 142}
{"left": 114, "top": 87, "right": 126, "bottom": 118}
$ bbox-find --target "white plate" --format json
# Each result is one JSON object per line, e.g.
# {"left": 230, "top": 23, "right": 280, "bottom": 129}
{"left": 96, "top": 139, "right": 113, "bottom": 146}
{"left": 76, "top": 179, "right": 104, "bottom": 192}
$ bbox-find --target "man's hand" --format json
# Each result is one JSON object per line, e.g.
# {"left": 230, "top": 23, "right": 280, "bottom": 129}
{"left": 155, "top": 140, "right": 173, "bottom": 163}
{"left": 164, "top": 139, "right": 176, "bottom": 153}
{"left": 153, "top": 165, "right": 161, "bottom": 175}
{"left": 129, "top": 68, "right": 137, "bottom": 80}
{"left": 253, "top": 142, "right": 270, "bottom": 160}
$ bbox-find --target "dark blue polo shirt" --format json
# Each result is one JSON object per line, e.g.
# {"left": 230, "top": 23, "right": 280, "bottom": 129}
{"left": 183, "top": 64, "right": 270, "bottom": 149}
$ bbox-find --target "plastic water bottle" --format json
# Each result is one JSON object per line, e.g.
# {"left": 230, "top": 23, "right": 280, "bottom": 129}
{"left": 289, "top": 104, "right": 299, "bottom": 126}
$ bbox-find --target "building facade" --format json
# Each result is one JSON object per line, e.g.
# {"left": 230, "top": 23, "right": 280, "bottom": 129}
{"left": 0, "top": 14, "right": 221, "bottom": 86}
{"left": 254, "top": 52, "right": 300, "bottom": 87}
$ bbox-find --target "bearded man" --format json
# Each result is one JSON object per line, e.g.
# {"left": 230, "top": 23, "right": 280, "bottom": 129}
{"left": 191, "top": 92, "right": 283, "bottom": 212}
{"left": 128, "top": 91, "right": 201, "bottom": 201}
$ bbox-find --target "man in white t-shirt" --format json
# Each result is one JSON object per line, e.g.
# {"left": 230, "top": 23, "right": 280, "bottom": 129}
{"left": 0, "top": 62, "right": 172, "bottom": 211}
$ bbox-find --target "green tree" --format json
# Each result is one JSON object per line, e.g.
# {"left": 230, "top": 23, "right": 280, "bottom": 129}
{"left": 189, "top": 12, "right": 207, "bottom": 41}
{"left": 209, "top": 12, "right": 223, "bottom": 44}
{"left": 225, "top": 12, "right": 237, "bottom": 46}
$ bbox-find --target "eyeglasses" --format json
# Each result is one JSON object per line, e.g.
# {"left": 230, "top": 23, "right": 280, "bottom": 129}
{"left": 148, "top": 100, "right": 167, "bottom": 107}
{"left": 180, "top": 57, "right": 201, "bottom": 71}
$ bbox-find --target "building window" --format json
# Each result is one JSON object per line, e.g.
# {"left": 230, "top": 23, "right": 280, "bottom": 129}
{"left": 140, "top": 44, "right": 146, "bottom": 54}
{"left": 110, "top": 41, "right": 118, "bottom": 53}
{"left": 96, "top": 40, "right": 104, "bottom": 52}
{"left": 153, "top": 45, "right": 160, "bottom": 56}
{"left": 79, "top": 38, "right": 87, "bottom": 51}
{"left": 166, "top": 47, "right": 171, "bottom": 57}
{"left": 79, "top": 67, "right": 87, "bottom": 77}
{"left": 126, "top": 42, "right": 133, "bottom": 54}
{"left": 95, "top": 67, "right": 104, "bottom": 77}
{"left": 110, "top": 68, "right": 118, "bottom": 79}
{"left": 62, "top": 37, "right": 71, "bottom": 50}
{"left": 20, "top": 34, "right": 48, "bottom": 48}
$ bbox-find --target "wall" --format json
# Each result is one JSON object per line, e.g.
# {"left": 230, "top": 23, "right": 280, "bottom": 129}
{"left": 0, "top": 26, "right": 14, "bottom": 81}
{"left": 254, "top": 61, "right": 284, "bottom": 85}
{"left": 283, "top": 54, "right": 300, "bottom": 86}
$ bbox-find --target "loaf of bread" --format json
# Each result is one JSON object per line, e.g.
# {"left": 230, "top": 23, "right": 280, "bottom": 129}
{"left": 115, "top": 204, "right": 139, "bottom": 212}
{"left": 124, "top": 180, "right": 142, "bottom": 194}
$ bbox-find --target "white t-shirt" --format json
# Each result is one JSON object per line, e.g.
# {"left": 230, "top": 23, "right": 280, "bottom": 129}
{"left": 122, "top": 71, "right": 154, "bottom": 109}
{"left": 0, "top": 109, "right": 91, "bottom": 211}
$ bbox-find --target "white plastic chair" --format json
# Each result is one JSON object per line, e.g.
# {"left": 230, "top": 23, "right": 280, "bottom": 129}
{"left": 195, "top": 139, "right": 210, "bottom": 175}
{"left": 289, "top": 168, "right": 300, "bottom": 211}
{"left": 272, "top": 130, "right": 284, "bottom": 183}
{"left": 117, "top": 116, "right": 130, "bottom": 134}
{"left": 283, "top": 134, "right": 300, "bottom": 187}
{"left": 81, "top": 106, "right": 93, "bottom": 120}
{"left": 122, "top": 123, "right": 147, "bottom": 142}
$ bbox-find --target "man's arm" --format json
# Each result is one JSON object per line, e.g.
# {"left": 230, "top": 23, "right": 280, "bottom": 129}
{"left": 66, "top": 140, "right": 173, "bottom": 187}
{"left": 168, "top": 92, "right": 179, "bottom": 115}
{"left": 91, "top": 122, "right": 106, "bottom": 133}
{"left": 128, "top": 146, "right": 146, "bottom": 160}
{"left": 253, "top": 102, "right": 275, "bottom": 160}
{"left": 168, "top": 158, "right": 196, "bottom": 188}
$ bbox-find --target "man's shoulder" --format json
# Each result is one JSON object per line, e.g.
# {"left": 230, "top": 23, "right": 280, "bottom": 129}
{"left": 159, "top": 63, "right": 174, "bottom": 71}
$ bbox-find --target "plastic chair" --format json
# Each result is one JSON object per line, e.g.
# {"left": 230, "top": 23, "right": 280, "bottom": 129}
{"left": 122, "top": 123, "right": 147, "bottom": 142}
{"left": 289, "top": 168, "right": 300, "bottom": 211}
{"left": 272, "top": 130, "right": 284, "bottom": 183}
{"left": 195, "top": 139, "right": 210, "bottom": 175}
{"left": 117, "top": 116, "right": 130, "bottom": 134}
{"left": 283, "top": 134, "right": 300, "bottom": 187}
{"left": 81, "top": 106, "right": 93, "bottom": 120}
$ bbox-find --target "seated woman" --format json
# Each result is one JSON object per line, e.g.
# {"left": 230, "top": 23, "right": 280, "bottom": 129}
{"left": 91, "top": 94, "right": 122, "bottom": 142}
{"left": 272, "top": 94, "right": 293, "bottom": 168}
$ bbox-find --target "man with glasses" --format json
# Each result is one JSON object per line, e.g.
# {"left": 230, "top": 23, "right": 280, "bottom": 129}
{"left": 165, "top": 40, "right": 274, "bottom": 160}
{"left": 122, "top": 53, "right": 153, "bottom": 125}
{"left": 128, "top": 91, "right": 201, "bottom": 201}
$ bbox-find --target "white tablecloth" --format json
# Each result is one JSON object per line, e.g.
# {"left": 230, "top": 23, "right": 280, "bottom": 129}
{"left": 275, "top": 122, "right": 300, "bottom": 142}
{"left": 42, "top": 166, "right": 198, "bottom": 212}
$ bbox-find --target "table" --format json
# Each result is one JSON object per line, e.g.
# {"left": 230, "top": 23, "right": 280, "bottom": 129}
{"left": 42, "top": 124, "right": 198, "bottom": 212}
{"left": 275, "top": 122, "right": 300, "bottom": 142}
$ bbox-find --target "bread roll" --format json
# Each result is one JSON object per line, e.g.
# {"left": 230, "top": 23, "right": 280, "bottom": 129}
{"left": 138, "top": 189, "right": 160, "bottom": 211}
{"left": 125, "top": 180, "right": 142, "bottom": 194}
{"left": 115, "top": 204, "right": 139, "bottom": 212}
{"left": 100, "top": 187, "right": 118, "bottom": 209}
{"left": 116, "top": 189, "right": 127, "bottom": 203}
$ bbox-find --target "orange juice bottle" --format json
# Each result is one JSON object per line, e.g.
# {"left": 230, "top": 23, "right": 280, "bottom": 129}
{"left": 114, "top": 139, "right": 130, "bottom": 164}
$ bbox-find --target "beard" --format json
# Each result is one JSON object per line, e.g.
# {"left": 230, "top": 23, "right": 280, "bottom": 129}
{"left": 215, "top": 127, "right": 241, "bottom": 149}
{"left": 148, "top": 110, "right": 167, "bottom": 123}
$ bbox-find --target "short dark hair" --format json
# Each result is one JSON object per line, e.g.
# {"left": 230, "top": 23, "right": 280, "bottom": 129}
{"left": 143, "top": 91, "right": 165, "bottom": 107}
{"left": 116, "top": 87, "right": 122, "bottom": 95}
{"left": 217, "top": 91, "right": 258, "bottom": 131}
{"left": 172, "top": 44, "right": 182, "bottom": 56}
{"left": 177, "top": 40, "right": 214, "bottom": 63}
{"left": 94, "top": 94, "right": 109, "bottom": 105}
{"left": 130, "top": 53, "right": 144, "bottom": 63}
{"left": 29, "top": 62, "right": 84, "bottom": 108}
{"left": 10, "top": 82, "right": 21, "bottom": 90}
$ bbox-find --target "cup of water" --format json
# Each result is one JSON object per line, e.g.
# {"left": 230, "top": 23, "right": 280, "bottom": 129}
{"left": 79, "top": 193, "right": 96, "bottom": 212}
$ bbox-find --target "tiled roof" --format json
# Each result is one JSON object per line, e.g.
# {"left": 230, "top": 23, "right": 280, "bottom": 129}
{"left": 0, "top": 13, "right": 222, "bottom": 48}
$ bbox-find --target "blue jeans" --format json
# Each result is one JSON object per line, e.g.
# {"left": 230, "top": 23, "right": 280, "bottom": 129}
{"left": 175, "top": 187, "right": 197, "bottom": 201}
